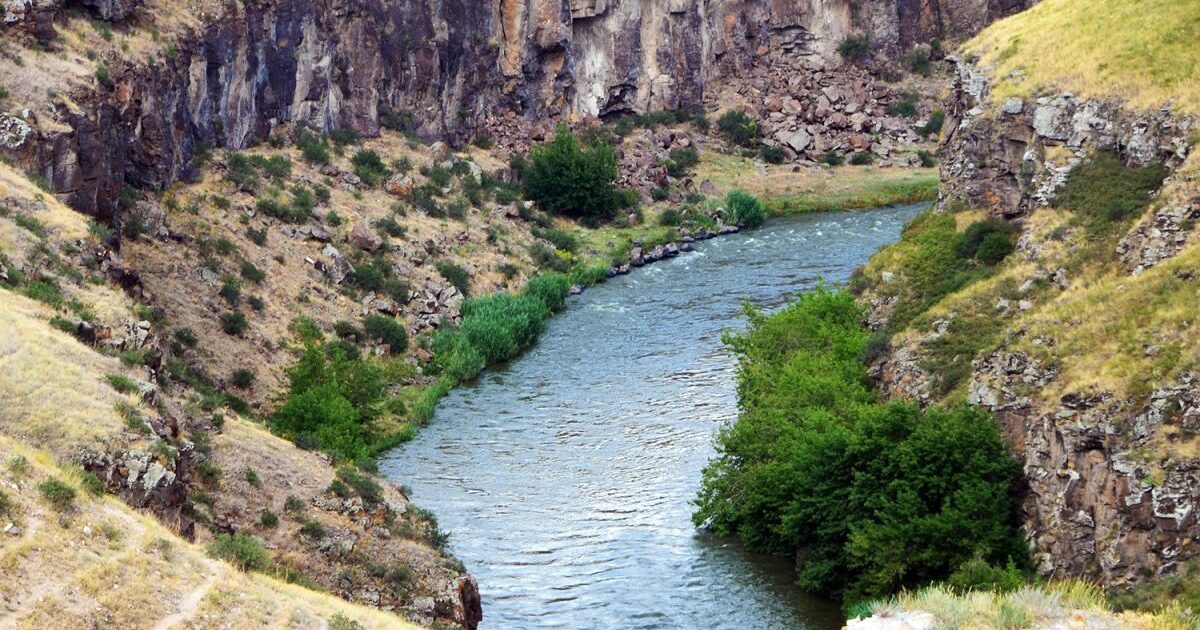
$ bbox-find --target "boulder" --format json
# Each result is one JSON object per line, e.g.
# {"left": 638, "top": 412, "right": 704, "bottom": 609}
{"left": 385, "top": 174, "right": 415, "bottom": 197}
{"left": 350, "top": 223, "right": 383, "bottom": 252}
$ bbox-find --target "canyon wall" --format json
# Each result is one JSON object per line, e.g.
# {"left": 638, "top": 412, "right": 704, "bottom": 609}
{"left": 0, "top": 0, "right": 1029, "bottom": 219}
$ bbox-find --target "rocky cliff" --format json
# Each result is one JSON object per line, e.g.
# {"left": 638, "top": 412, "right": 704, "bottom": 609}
{"left": 1, "top": 0, "right": 1027, "bottom": 221}
{"left": 864, "top": 0, "right": 1200, "bottom": 589}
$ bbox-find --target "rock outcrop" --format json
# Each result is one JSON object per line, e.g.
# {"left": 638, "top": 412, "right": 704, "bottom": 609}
{"left": 1, "top": 0, "right": 1028, "bottom": 221}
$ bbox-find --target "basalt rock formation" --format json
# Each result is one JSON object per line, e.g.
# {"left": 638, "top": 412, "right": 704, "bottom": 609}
{"left": 0, "top": 0, "right": 1028, "bottom": 221}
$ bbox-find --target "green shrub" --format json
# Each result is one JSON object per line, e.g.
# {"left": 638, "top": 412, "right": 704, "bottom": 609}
{"left": 174, "top": 327, "right": 198, "bottom": 348}
{"left": 245, "top": 226, "right": 268, "bottom": 246}
{"left": 230, "top": 368, "right": 256, "bottom": 389}
{"left": 533, "top": 227, "right": 579, "bottom": 253}
{"left": 362, "top": 315, "right": 408, "bottom": 352}
{"left": 351, "top": 149, "right": 390, "bottom": 187}
{"left": 650, "top": 187, "right": 669, "bottom": 201}
{"left": 299, "top": 520, "right": 327, "bottom": 540}
{"left": 271, "top": 343, "right": 386, "bottom": 461}
{"left": 716, "top": 111, "right": 759, "bottom": 147}
{"left": 658, "top": 208, "right": 682, "bottom": 226}
{"left": 435, "top": 260, "right": 471, "bottom": 297}
{"left": 850, "top": 151, "right": 874, "bottom": 166}
{"left": 38, "top": 478, "right": 77, "bottom": 512}
{"left": 219, "top": 310, "right": 248, "bottom": 335}
{"left": 207, "top": 532, "right": 270, "bottom": 571}
{"left": 294, "top": 128, "right": 331, "bottom": 165}
{"left": 946, "top": 558, "right": 1027, "bottom": 595}
{"left": 329, "top": 613, "right": 366, "bottom": 630}
{"left": 693, "top": 287, "right": 1024, "bottom": 603}
{"left": 664, "top": 146, "right": 700, "bottom": 177}
{"left": 259, "top": 509, "right": 279, "bottom": 527}
{"left": 976, "top": 232, "right": 1015, "bottom": 265}
{"left": 725, "top": 189, "right": 765, "bottom": 228}
{"left": 285, "top": 495, "right": 306, "bottom": 514}
{"left": 524, "top": 127, "right": 624, "bottom": 225}
{"left": 78, "top": 471, "right": 105, "bottom": 496}
{"left": 918, "top": 110, "right": 946, "bottom": 137}
{"left": 1055, "top": 151, "right": 1169, "bottom": 229}
{"left": 95, "top": 64, "right": 113, "bottom": 86}
{"left": 821, "top": 151, "right": 845, "bottom": 167}
{"left": 760, "top": 145, "right": 786, "bottom": 164}
{"left": 838, "top": 34, "right": 871, "bottom": 60}
{"left": 906, "top": 48, "right": 933, "bottom": 76}
{"left": 105, "top": 373, "right": 139, "bottom": 394}
{"left": 957, "top": 219, "right": 1018, "bottom": 262}
{"left": 523, "top": 273, "right": 571, "bottom": 312}
{"left": 219, "top": 277, "right": 241, "bottom": 306}
{"left": 917, "top": 150, "right": 936, "bottom": 168}
{"left": 335, "top": 466, "right": 384, "bottom": 506}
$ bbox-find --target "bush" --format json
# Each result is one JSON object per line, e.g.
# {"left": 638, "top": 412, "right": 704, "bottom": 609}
{"left": 362, "top": 315, "right": 408, "bottom": 352}
{"left": 821, "top": 150, "right": 845, "bottom": 167}
{"left": 850, "top": 151, "right": 874, "bottom": 166}
{"left": 432, "top": 330, "right": 486, "bottom": 382}
{"left": 716, "top": 111, "right": 759, "bottom": 147}
{"left": 918, "top": 110, "right": 946, "bottom": 137}
{"left": 523, "top": 273, "right": 571, "bottom": 312}
{"left": 664, "top": 146, "right": 700, "bottom": 177}
{"left": 917, "top": 150, "right": 936, "bottom": 168}
{"left": 760, "top": 145, "right": 786, "bottom": 164}
{"left": 956, "top": 219, "right": 1018, "bottom": 261}
{"left": 725, "top": 189, "right": 765, "bottom": 228}
{"left": 1055, "top": 151, "right": 1169, "bottom": 228}
{"left": 650, "top": 187, "right": 669, "bottom": 201}
{"left": 230, "top": 368, "right": 256, "bottom": 389}
{"left": 693, "top": 287, "right": 1024, "bottom": 603}
{"left": 38, "top": 478, "right": 77, "bottom": 512}
{"left": 259, "top": 509, "right": 279, "bottom": 527}
{"left": 294, "top": 128, "right": 331, "bottom": 165}
{"left": 524, "top": 127, "right": 624, "bottom": 225}
{"left": 946, "top": 558, "right": 1026, "bottom": 595}
{"left": 105, "top": 373, "right": 139, "bottom": 394}
{"left": 299, "top": 520, "right": 327, "bottom": 539}
{"left": 838, "top": 34, "right": 871, "bottom": 60}
{"left": 885, "top": 92, "right": 919, "bottom": 118}
{"left": 95, "top": 64, "right": 113, "bottom": 87}
{"left": 207, "top": 532, "right": 270, "bottom": 571}
{"left": 335, "top": 466, "right": 384, "bottom": 506}
{"left": 219, "top": 310, "right": 248, "bottom": 335}
{"left": 271, "top": 343, "right": 386, "bottom": 461}
{"left": 435, "top": 260, "right": 471, "bottom": 297}
{"left": 532, "top": 227, "right": 579, "bottom": 253}
{"left": 906, "top": 48, "right": 932, "bottom": 76}
{"left": 658, "top": 207, "right": 682, "bottom": 226}
{"left": 976, "top": 232, "right": 1015, "bottom": 265}
{"left": 351, "top": 149, "right": 390, "bottom": 187}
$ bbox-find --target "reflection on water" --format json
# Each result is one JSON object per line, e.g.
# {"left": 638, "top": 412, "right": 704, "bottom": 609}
{"left": 381, "top": 204, "right": 926, "bottom": 629}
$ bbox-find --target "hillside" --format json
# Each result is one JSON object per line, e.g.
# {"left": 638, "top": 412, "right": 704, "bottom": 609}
{"left": 844, "top": 0, "right": 1200, "bottom": 623}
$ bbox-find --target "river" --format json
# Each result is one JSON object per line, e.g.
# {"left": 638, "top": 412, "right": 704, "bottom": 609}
{"left": 381, "top": 203, "right": 926, "bottom": 629}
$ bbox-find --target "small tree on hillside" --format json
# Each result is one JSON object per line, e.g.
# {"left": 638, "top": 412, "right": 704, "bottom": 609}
{"left": 523, "top": 127, "right": 622, "bottom": 226}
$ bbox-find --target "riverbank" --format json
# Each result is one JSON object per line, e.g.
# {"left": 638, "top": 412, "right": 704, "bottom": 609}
{"left": 381, "top": 168, "right": 940, "bottom": 456}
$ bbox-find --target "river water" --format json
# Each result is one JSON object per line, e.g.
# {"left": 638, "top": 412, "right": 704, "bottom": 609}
{"left": 381, "top": 204, "right": 926, "bottom": 629}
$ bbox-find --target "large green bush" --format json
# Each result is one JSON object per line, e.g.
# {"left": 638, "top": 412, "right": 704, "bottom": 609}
{"left": 725, "top": 189, "right": 765, "bottom": 228}
{"left": 362, "top": 315, "right": 408, "bottom": 352}
{"left": 693, "top": 287, "right": 1023, "bottom": 604}
{"left": 716, "top": 111, "right": 759, "bottom": 147}
{"left": 524, "top": 127, "right": 624, "bottom": 225}
{"left": 207, "top": 532, "right": 271, "bottom": 571}
{"left": 523, "top": 273, "right": 571, "bottom": 312}
{"left": 460, "top": 293, "right": 549, "bottom": 364}
{"left": 271, "top": 343, "right": 386, "bottom": 461}
{"left": 1055, "top": 151, "right": 1168, "bottom": 229}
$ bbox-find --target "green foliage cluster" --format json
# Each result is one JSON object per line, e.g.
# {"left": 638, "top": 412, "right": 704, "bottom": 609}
{"left": 716, "top": 111, "right": 759, "bottom": 147}
{"left": 957, "top": 219, "right": 1018, "bottom": 265}
{"left": 1055, "top": 151, "right": 1169, "bottom": 230}
{"left": 918, "top": 110, "right": 946, "bottom": 138}
{"left": 38, "top": 478, "right": 77, "bottom": 512}
{"left": 885, "top": 91, "right": 920, "bottom": 118}
{"left": 838, "top": 34, "right": 872, "bottom": 60}
{"left": 524, "top": 127, "right": 625, "bottom": 225}
{"left": 693, "top": 287, "right": 1024, "bottom": 604}
{"left": 608, "top": 109, "right": 702, "bottom": 136}
{"left": 362, "top": 315, "right": 408, "bottom": 352}
{"left": 760, "top": 145, "right": 786, "bottom": 164}
{"left": 271, "top": 343, "right": 386, "bottom": 461}
{"left": 226, "top": 153, "right": 292, "bottom": 190}
{"left": 293, "top": 128, "right": 332, "bottom": 165}
{"left": 352, "top": 150, "right": 391, "bottom": 187}
{"left": 850, "top": 151, "right": 875, "bottom": 166}
{"left": 725, "top": 189, "right": 765, "bottom": 228}
{"left": 664, "top": 147, "right": 700, "bottom": 177}
{"left": 207, "top": 532, "right": 271, "bottom": 571}
{"left": 435, "top": 260, "right": 471, "bottom": 297}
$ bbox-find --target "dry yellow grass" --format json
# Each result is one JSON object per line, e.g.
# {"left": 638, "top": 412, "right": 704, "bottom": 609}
{"left": 965, "top": 0, "right": 1200, "bottom": 115}
{"left": 869, "top": 582, "right": 1189, "bottom": 630}
{"left": 0, "top": 437, "right": 416, "bottom": 629}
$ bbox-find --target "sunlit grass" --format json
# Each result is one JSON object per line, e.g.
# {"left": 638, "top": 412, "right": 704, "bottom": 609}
{"left": 965, "top": 0, "right": 1200, "bottom": 114}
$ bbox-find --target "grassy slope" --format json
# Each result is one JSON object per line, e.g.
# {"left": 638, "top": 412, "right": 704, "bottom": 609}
{"left": 964, "top": 0, "right": 1200, "bottom": 115}
{"left": 695, "top": 154, "right": 939, "bottom": 215}
{"left": 0, "top": 294, "right": 416, "bottom": 629}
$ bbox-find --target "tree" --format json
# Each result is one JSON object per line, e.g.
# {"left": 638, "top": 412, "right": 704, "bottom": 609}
{"left": 524, "top": 127, "right": 623, "bottom": 225}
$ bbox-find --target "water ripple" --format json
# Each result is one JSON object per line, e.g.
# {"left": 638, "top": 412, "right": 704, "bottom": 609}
{"left": 381, "top": 204, "right": 926, "bottom": 629}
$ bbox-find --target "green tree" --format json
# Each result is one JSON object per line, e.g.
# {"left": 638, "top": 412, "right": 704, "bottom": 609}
{"left": 524, "top": 127, "right": 623, "bottom": 225}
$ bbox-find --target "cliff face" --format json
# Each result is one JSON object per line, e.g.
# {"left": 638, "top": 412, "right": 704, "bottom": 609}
{"left": 868, "top": 47, "right": 1200, "bottom": 587}
{"left": 0, "top": 0, "right": 1027, "bottom": 220}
